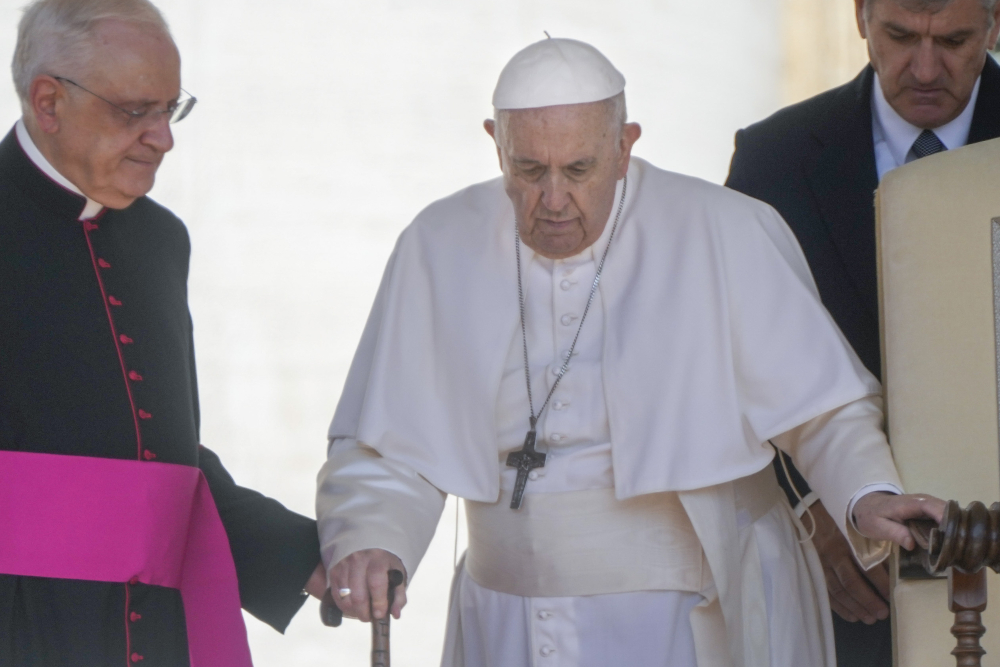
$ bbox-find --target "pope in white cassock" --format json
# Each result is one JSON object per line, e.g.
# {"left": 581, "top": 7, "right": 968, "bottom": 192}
{"left": 316, "top": 38, "right": 945, "bottom": 667}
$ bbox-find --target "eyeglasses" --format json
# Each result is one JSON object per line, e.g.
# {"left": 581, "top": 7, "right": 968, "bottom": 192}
{"left": 54, "top": 76, "right": 197, "bottom": 125}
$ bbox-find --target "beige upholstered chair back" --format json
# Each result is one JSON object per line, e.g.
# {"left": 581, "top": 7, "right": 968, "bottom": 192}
{"left": 876, "top": 137, "right": 1000, "bottom": 665}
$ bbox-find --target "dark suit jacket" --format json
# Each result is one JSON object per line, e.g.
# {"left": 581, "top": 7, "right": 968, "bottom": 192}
{"left": 727, "top": 56, "right": 1000, "bottom": 497}
{"left": 725, "top": 56, "right": 1000, "bottom": 667}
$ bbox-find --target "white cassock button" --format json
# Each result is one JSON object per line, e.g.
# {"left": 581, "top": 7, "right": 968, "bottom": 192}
{"left": 528, "top": 471, "right": 539, "bottom": 481}
{"left": 537, "top": 610, "right": 552, "bottom": 620}
{"left": 550, "top": 433, "right": 564, "bottom": 443}
{"left": 551, "top": 366, "right": 569, "bottom": 376}
{"left": 560, "top": 279, "right": 573, "bottom": 291}
{"left": 560, "top": 314, "right": 576, "bottom": 326}
{"left": 540, "top": 646, "right": 556, "bottom": 657}
{"left": 553, "top": 400, "right": 568, "bottom": 410}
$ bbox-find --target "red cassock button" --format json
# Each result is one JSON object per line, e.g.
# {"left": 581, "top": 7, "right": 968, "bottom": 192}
{"left": 138, "top": 410, "right": 152, "bottom": 420}
{"left": 130, "top": 612, "right": 142, "bottom": 622}
{"left": 129, "top": 576, "right": 139, "bottom": 585}
{"left": 143, "top": 450, "right": 157, "bottom": 461}
{"left": 83, "top": 221, "right": 98, "bottom": 232}
{"left": 130, "top": 653, "right": 143, "bottom": 663}
{"left": 129, "top": 370, "right": 143, "bottom": 381}
{"left": 109, "top": 296, "right": 122, "bottom": 306}
{"left": 120, "top": 335, "right": 134, "bottom": 345}
{"left": 98, "top": 258, "right": 111, "bottom": 269}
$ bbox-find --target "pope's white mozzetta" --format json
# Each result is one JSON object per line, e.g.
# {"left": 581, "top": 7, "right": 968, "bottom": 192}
{"left": 316, "top": 37, "right": 928, "bottom": 667}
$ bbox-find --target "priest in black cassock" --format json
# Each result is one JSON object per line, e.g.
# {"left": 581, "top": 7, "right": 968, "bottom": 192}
{"left": 0, "top": 1, "right": 326, "bottom": 666}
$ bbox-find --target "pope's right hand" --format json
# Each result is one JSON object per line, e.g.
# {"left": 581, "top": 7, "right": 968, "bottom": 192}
{"left": 328, "top": 548, "right": 408, "bottom": 622}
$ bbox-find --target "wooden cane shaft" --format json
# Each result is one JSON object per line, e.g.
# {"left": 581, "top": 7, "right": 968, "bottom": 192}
{"left": 370, "top": 569, "right": 404, "bottom": 667}
{"left": 371, "top": 615, "right": 391, "bottom": 667}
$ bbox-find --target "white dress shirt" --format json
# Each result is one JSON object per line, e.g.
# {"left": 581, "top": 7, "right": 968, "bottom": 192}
{"left": 15, "top": 118, "right": 103, "bottom": 220}
{"left": 871, "top": 73, "right": 980, "bottom": 180}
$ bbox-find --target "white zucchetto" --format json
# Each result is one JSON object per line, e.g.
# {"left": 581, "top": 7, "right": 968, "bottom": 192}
{"left": 492, "top": 37, "right": 626, "bottom": 110}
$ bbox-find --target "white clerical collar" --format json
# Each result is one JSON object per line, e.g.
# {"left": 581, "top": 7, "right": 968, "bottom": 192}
{"left": 872, "top": 73, "right": 980, "bottom": 168}
{"left": 15, "top": 119, "right": 104, "bottom": 220}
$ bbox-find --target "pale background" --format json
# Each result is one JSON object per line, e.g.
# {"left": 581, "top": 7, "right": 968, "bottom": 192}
{"left": 0, "top": 0, "right": 866, "bottom": 664}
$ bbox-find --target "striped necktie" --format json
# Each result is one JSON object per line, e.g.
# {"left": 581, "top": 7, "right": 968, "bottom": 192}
{"left": 911, "top": 129, "right": 946, "bottom": 159}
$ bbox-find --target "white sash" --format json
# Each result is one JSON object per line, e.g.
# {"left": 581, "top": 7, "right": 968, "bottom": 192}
{"left": 465, "top": 466, "right": 782, "bottom": 599}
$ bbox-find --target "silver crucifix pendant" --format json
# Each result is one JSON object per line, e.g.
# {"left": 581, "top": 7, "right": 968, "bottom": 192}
{"left": 506, "top": 429, "right": 547, "bottom": 510}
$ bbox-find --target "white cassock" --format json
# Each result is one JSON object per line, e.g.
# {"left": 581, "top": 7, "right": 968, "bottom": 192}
{"left": 316, "top": 157, "right": 903, "bottom": 667}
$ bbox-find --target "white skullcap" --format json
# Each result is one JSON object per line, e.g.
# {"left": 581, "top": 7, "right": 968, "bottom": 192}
{"left": 492, "top": 37, "right": 625, "bottom": 110}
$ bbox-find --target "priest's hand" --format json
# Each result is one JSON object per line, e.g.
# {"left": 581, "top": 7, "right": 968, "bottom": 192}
{"left": 328, "top": 548, "right": 408, "bottom": 622}
{"left": 305, "top": 563, "right": 328, "bottom": 599}
{"left": 852, "top": 491, "right": 947, "bottom": 552}
{"left": 805, "top": 500, "right": 890, "bottom": 624}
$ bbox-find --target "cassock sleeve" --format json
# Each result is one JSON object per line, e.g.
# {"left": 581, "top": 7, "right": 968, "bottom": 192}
{"left": 316, "top": 437, "right": 446, "bottom": 581}
{"left": 188, "top": 319, "right": 320, "bottom": 632}
{"left": 182, "top": 316, "right": 320, "bottom": 633}
{"left": 771, "top": 395, "right": 903, "bottom": 570}
{"left": 198, "top": 446, "right": 321, "bottom": 632}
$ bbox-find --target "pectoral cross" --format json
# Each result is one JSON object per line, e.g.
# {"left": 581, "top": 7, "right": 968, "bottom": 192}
{"left": 506, "top": 427, "right": 546, "bottom": 510}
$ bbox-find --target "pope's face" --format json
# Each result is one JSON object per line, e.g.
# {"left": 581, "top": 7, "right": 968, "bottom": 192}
{"left": 486, "top": 102, "right": 641, "bottom": 260}
{"left": 36, "top": 19, "right": 180, "bottom": 208}
{"left": 858, "top": 0, "right": 1000, "bottom": 129}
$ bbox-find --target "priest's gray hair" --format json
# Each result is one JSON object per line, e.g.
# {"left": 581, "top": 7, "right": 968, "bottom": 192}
{"left": 863, "top": 0, "right": 999, "bottom": 19}
{"left": 493, "top": 92, "right": 629, "bottom": 153}
{"left": 12, "top": 0, "right": 171, "bottom": 112}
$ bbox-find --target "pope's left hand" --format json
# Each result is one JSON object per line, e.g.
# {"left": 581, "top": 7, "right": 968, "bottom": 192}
{"left": 852, "top": 492, "right": 947, "bottom": 551}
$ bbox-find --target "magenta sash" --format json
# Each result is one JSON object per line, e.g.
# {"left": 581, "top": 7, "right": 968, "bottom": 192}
{"left": 0, "top": 451, "right": 253, "bottom": 667}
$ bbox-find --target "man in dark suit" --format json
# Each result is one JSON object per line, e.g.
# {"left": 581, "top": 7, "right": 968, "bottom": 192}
{"left": 726, "top": 0, "right": 1000, "bottom": 664}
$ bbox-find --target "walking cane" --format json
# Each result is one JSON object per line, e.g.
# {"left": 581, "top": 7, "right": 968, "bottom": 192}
{"left": 319, "top": 587, "right": 343, "bottom": 627}
{"left": 320, "top": 569, "right": 406, "bottom": 667}
{"left": 371, "top": 569, "right": 404, "bottom": 667}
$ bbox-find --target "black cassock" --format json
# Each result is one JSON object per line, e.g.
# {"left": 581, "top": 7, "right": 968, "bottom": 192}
{"left": 0, "top": 127, "right": 321, "bottom": 666}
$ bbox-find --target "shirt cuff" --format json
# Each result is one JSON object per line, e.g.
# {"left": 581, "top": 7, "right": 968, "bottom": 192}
{"left": 793, "top": 491, "right": 820, "bottom": 518}
{"left": 848, "top": 483, "right": 904, "bottom": 529}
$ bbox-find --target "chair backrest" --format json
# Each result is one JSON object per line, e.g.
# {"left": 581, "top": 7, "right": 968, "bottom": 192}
{"left": 877, "top": 136, "right": 1000, "bottom": 665}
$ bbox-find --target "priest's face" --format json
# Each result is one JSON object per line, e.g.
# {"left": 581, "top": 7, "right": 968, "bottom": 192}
{"left": 486, "top": 101, "right": 641, "bottom": 260}
{"left": 28, "top": 19, "right": 180, "bottom": 208}
{"left": 857, "top": 0, "right": 1000, "bottom": 129}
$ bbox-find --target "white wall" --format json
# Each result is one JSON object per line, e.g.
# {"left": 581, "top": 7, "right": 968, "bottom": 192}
{"left": 0, "top": 1, "right": 785, "bottom": 664}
